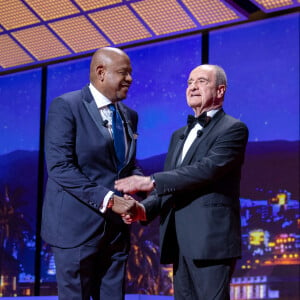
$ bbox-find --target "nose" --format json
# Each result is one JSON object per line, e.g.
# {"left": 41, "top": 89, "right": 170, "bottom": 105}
{"left": 126, "top": 72, "right": 132, "bottom": 83}
{"left": 189, "top": 81, "right": 197, "bottom": 90}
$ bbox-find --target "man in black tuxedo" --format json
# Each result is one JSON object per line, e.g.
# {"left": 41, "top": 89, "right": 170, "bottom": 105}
{"left": 115, "top": 64, "right": 249, "bottom": 300}
{"left": 41, "top": 47, "right": 141, "bottom": 300}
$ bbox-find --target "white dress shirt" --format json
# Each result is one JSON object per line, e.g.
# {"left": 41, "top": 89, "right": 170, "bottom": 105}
{"left": 89, "top": 83, "right": 114, "bottom": 136}
{"left": 180, "top": 109, "right": 220, "bottom": 163}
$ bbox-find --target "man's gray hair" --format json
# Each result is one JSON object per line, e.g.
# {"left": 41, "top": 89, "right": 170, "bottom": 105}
{"left": 213, "top": 65, "right": 227, "bottom": 87}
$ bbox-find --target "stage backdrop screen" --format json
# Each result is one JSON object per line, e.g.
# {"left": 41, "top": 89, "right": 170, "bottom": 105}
{"left": 209, "top": 12, "right": 299, "bottom": 300}
{"left": 0, "top": 69, "right": 42, "bottom": 295}
{"left": 0, "top": 12, "right": 299, "bottom": 300}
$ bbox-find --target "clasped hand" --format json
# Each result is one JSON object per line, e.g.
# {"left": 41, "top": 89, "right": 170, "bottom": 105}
{"left": 111, "top": 194, "right": 146, "bottom": 224}
{"left": 115, "top": 175, "right": 154, "bottom": 194}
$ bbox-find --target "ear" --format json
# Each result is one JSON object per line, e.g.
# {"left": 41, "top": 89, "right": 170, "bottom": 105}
{"left": 217, "top": 85, "right": 226, "bottom": 98}
{"left": 96, "top": 65, "right": 105, "bottom": 81}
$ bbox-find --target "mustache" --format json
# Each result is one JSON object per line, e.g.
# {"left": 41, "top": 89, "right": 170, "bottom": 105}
{"left": 121, "top": 81, "right": 131, "bottom": 87}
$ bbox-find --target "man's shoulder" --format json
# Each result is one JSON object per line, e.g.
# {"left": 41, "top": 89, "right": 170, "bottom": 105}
{"left": 221, "top": 111, "right": 248, "bottom": 129}
{"left": 59, "top": 85, "right": 89, "bottom": 101}
{"left": 171, "top": 125, "right": 187, "bottom": 139}
{"left": 50, "top": 85, "right": 90, "bottom": 106}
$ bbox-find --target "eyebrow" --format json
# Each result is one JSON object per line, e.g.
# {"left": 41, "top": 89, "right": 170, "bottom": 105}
{"left": 187, "top": 77, "right": 209, "bottom": 82}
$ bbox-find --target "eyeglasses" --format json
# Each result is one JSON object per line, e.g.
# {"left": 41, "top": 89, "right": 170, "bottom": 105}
{"left": 187, "top": 78, "right": 209, "bottom": 86}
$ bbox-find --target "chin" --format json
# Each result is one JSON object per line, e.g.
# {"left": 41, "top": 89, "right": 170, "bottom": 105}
{"left": 116, "top": 95, "right": 126, "bottom": 101}
{"left": 188, "top": 102, "right": 201, "bottom": 108}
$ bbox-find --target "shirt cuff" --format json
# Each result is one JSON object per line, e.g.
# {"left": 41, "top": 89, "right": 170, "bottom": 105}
{"left": 99, "top": 191, "right": 114, "bottom": 213}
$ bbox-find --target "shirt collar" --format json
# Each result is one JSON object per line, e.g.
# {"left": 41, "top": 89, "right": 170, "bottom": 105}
{"left": 207, "top": 108, "right": 221, "bottom": 118}
{"left": 89, "top": 83, "right": 112, "bottom": 109}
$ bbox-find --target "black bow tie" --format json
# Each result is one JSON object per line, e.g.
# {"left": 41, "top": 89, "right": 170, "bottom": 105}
{"left": 187, "top": 112, "right": 211, "bottom": 128}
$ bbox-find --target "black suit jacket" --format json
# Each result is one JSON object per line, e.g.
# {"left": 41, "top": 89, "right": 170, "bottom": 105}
{"left": 41, "top": 85, "right": 142, "bottom": 248}
{"left": 143, "top": 109, "right": 249, "bottom": 264}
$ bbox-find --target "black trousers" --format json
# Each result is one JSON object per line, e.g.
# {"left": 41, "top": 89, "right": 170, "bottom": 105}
{"left": 52, "top": 230, "right": 129, "bottom": 300}
{"left": 173, "top": 254, "right": 236, "bottom": 300}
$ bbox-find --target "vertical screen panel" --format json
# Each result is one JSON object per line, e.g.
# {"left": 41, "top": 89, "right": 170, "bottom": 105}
{"left": 0, "top": 69, "right": 42, "bottom": 296}
{"left": 46, "top": 57, "right": 91, "bottom": 109}
{"left": 126, "top": 36, "right": 202, "bottom": 160}
{"left": 39, "top": 57, "right": 92, "bottom": 295}
{"left": 210, "top": 13, "right": 299, "bottom": 142}
{"left": 210, "top": 13, "right": 299, "bottom": 300}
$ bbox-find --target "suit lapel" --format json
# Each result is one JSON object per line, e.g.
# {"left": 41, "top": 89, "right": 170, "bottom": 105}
{"left": 169, "top": 126, "right": 190, "bottom": 168}
{"left": 81, "top": 86, "right": 116, "bottom": 160}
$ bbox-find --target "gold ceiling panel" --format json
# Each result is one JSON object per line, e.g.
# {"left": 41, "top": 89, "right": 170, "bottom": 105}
{"left": 0, "top": 0, "right": 39, "bottom": 30}
{"left": 89, "top": 6, "right": 152, "bottom": 44}
{"left": 24, "top": 0, "right": 79, "bottom": 21}
{"left": 75, "top": 0, "right": 122, "bottom": 11}
{"left": 252, "top": 0, "right": 294, "bottom": 10}
{"left": 0, "top": 35, "right": 34, "bottom": 68}
{"left": 12, "top": 26, "right": 71, "bottom": 61}
{"left": 0, "top": 0, "right": 297, "bottom": 73}
{"left": 182, "top": 0, "right": 240, "bottom": 26}
{"left": 49, "top": 16, "right": 110, "bottom": 53}
{"left": 131, "top": 0, "right": 196, "bottom": 35}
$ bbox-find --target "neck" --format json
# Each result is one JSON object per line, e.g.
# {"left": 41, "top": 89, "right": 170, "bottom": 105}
{"left": 194, "top": 105, "right": 222, "bottom": 117}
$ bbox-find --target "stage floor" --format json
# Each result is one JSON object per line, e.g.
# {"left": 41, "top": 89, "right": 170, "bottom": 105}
{"left": 1, "top": 295, "right": 173, "bottom": 300}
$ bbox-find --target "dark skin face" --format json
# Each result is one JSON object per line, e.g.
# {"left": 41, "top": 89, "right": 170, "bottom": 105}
{"left": 90, "top": 47, "right": 133, "bottom": 103}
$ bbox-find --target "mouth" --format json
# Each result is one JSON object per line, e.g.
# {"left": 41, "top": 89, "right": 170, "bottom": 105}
{"left": 121, "top": 84, "right": 130, "bottom": 90}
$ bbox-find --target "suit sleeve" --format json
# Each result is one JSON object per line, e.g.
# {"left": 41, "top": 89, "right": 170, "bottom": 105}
{"left": 153, "top": 121, "right": 249, "bottom": 196}
{"left": 45, "top": 97, "right": 110, "bottom": 210}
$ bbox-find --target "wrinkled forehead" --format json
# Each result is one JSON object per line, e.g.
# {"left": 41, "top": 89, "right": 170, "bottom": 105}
{"left": 189, "top": 65, "right": 215, "bottom": 80}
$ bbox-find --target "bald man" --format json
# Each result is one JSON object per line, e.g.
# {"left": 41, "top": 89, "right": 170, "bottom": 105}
{"left": 41, "top": 47, "right": 142, "bottom": 300}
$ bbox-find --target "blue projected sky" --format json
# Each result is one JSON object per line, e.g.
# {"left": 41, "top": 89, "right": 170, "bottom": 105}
{"left": 209, "top": 13, "right": 299, "bottom": 143}
{"left": 0, "top": 70, "right": 41, "bottom": 155}
{"left": 0, "top": 13, "right": 299, "bottom": 158}
{"left": 125, "top": 36, "right": 202, "bottom": 158}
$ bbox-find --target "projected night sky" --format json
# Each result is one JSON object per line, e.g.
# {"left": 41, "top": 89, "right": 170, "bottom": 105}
{"left": 0, "top": 14, "right": 299, "bottom": 159}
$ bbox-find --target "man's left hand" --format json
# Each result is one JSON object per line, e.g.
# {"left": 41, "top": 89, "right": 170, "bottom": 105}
{"left": 115, "top": 175, "right": 154, "bottom": 194}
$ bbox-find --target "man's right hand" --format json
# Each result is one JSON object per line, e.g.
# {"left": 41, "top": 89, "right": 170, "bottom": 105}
{"left": 111, "top": 194, "right": 146, "bottom": 224}
{"left": 121, "top": 194, "right": 146, "bottom": 224}
{"left": 111, "top": 194, "right": 136, "bottom": 215}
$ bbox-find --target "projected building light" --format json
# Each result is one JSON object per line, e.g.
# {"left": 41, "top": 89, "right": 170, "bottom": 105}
{"left": 231, "top": 276, "right": 280, "bottom": 300}
{"left": 249, "top": 230, "right": 265, "bottom": 246}
{"left": 0, "top": 0, "right": 298, "bottom": 73}
{"left": 268, "top": 192, "right": 288, "bottom": 205}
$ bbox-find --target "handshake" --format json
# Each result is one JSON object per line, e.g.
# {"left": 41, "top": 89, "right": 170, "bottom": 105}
{"left": 110, "top": 194, "right": 146, "bottom": 224}
{"left": 110, "top": 175, "right": 156, "bottom": 224}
